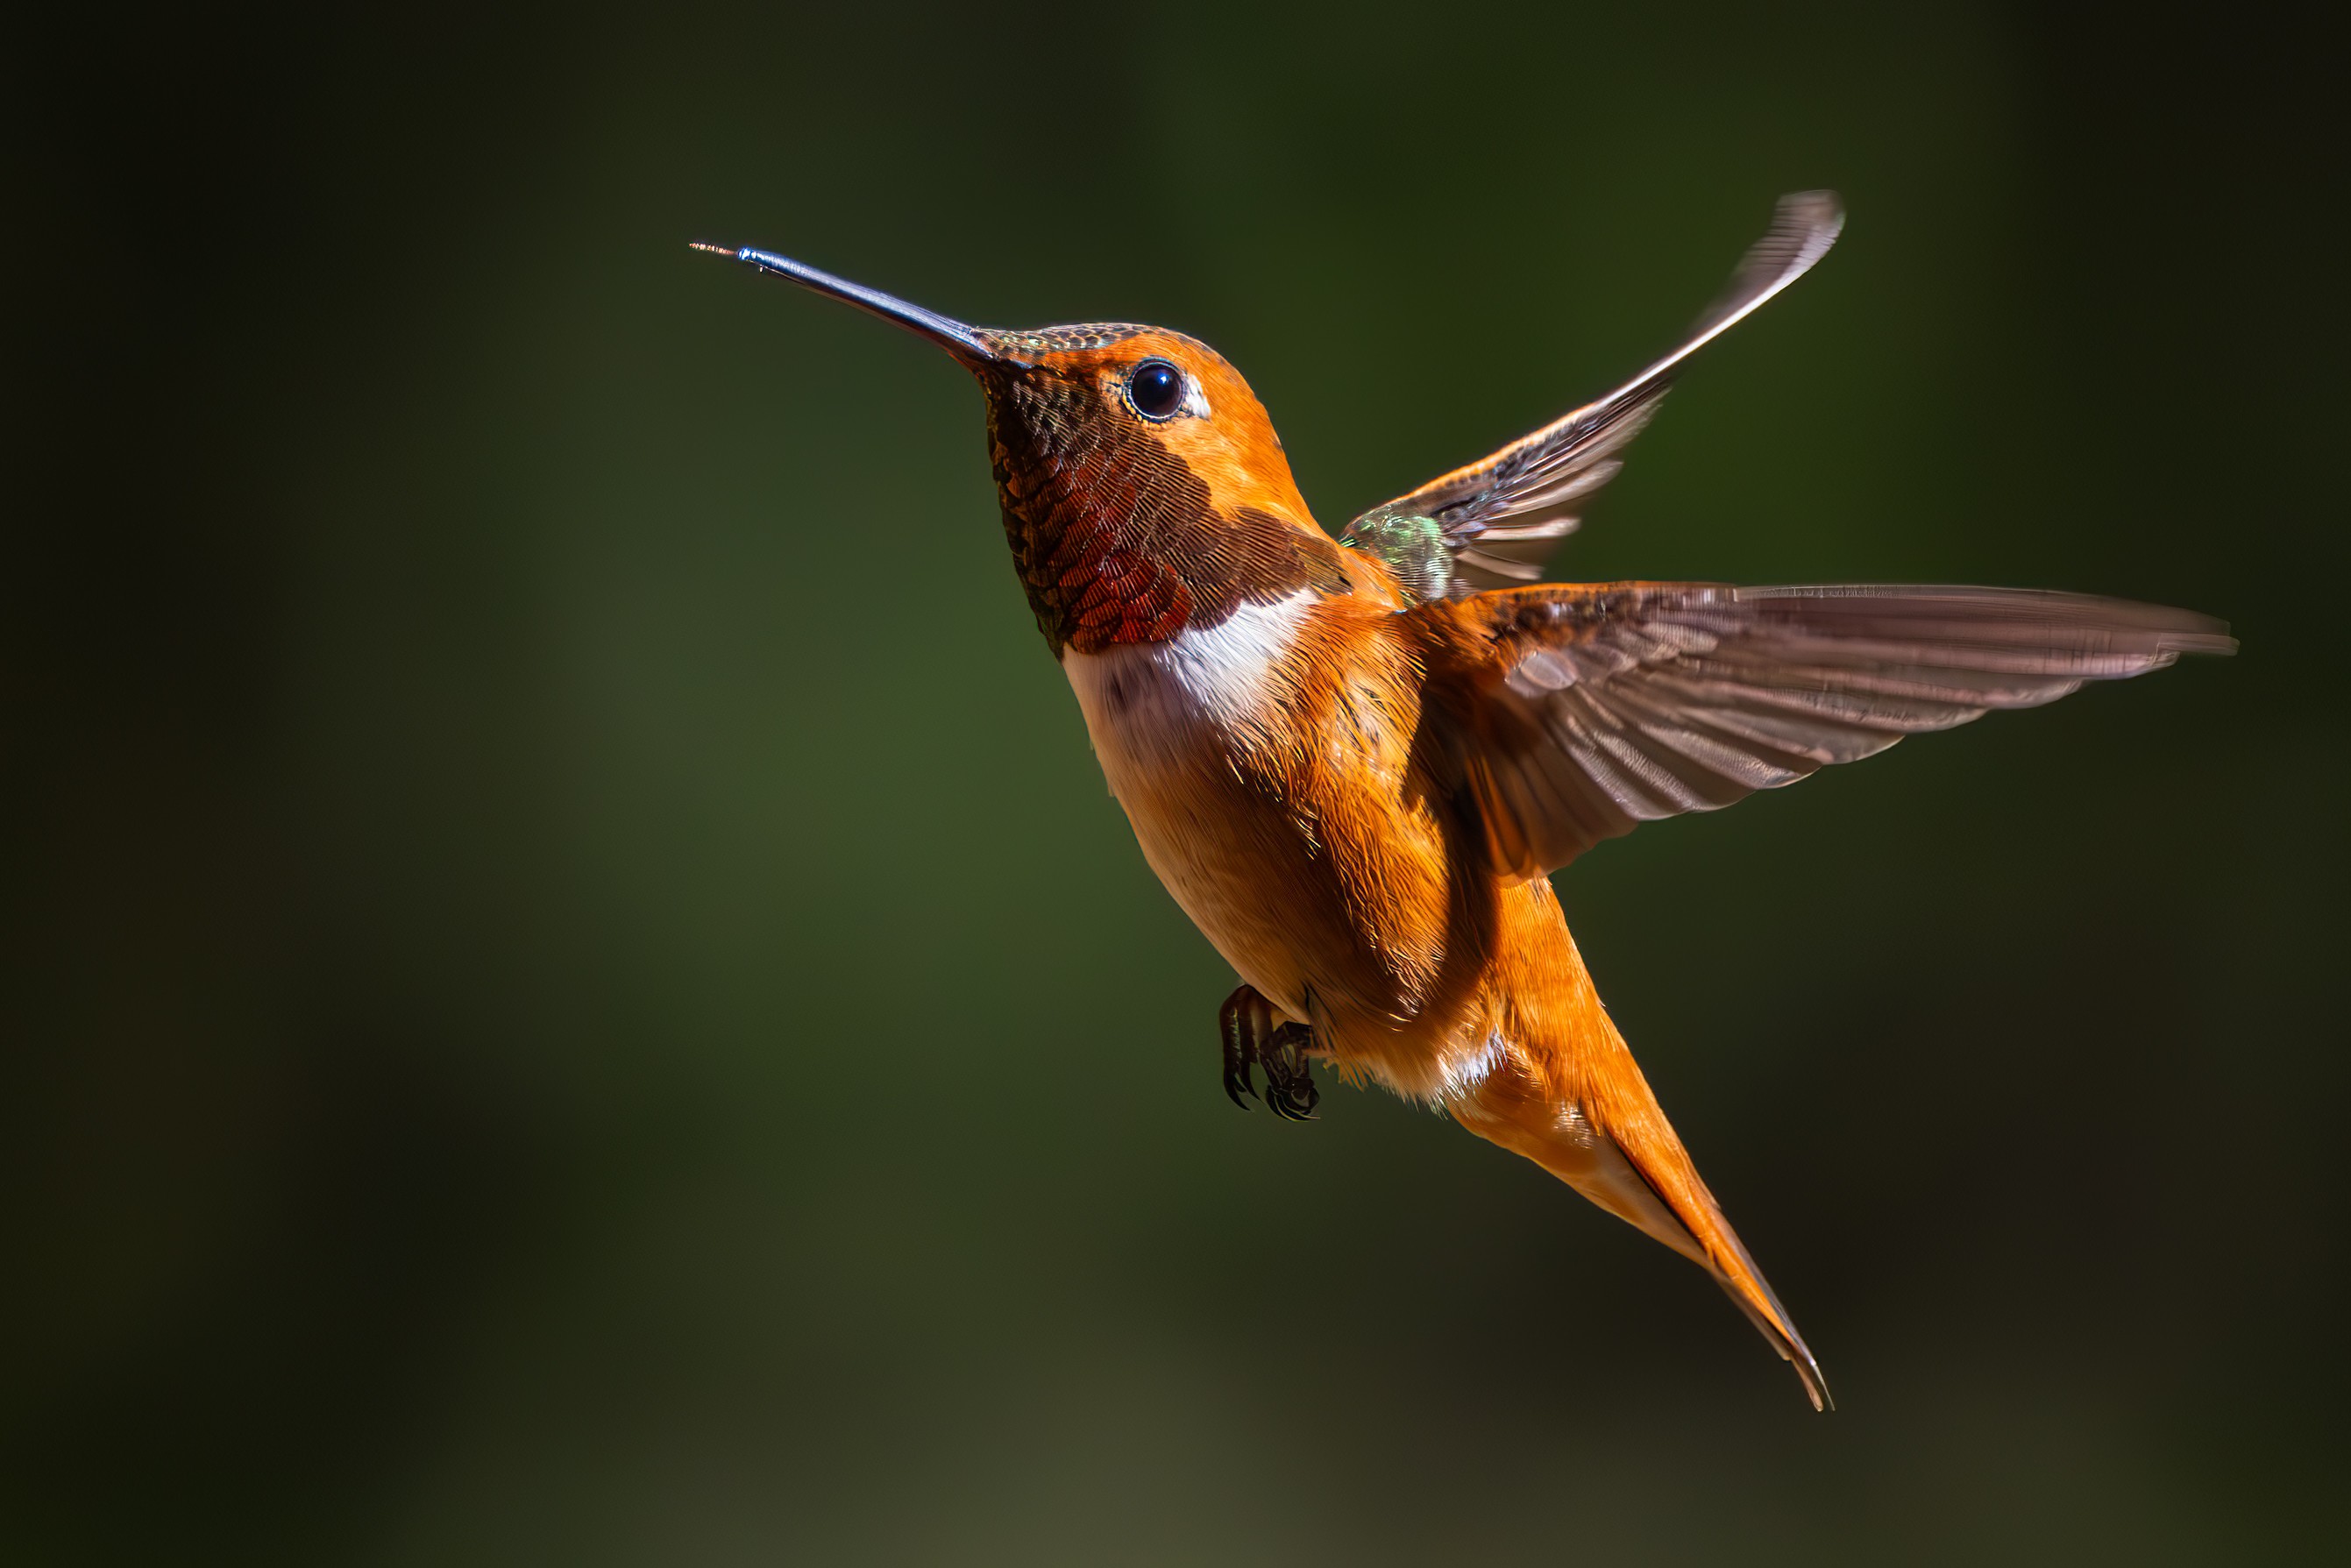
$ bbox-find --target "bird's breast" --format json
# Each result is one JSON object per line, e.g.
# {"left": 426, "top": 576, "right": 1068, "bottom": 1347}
{"left": 1062, "top": 589, "right": 1313, "bottom": 763}
{"left": 1062, "top": 592, "right": 1471, "bottom": 1070}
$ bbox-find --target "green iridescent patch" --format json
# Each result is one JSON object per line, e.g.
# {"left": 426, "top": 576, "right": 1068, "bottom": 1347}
{"left": 1339, "top": 507, "right": 1453, "bottom": 605}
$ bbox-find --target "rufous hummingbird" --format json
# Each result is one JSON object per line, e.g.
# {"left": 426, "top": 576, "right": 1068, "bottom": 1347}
{"left": 693, "top": 193, "right": 2234, "bottom": 1409}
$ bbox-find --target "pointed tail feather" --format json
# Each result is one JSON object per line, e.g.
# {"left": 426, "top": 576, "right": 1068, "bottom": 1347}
{"left": 1452, "top": 1049, "right": 1831, "bottom": 1410}
{"left": 1597, "top": 1124, "right": 1832, "bottom": 1412}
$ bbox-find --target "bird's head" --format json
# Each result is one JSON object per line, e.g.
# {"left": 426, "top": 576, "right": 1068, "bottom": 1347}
{"left": 695, "top": 244, "right": 1353, "bottom": 654}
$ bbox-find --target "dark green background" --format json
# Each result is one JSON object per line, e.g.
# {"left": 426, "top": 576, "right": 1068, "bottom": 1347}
{"left": 11, "top": 2, "right": 2344, "bottom": 1562}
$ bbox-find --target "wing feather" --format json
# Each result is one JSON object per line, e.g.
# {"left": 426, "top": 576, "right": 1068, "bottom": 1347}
{"left": 1418, "top": 583, "right": 2235, "bottom": 880}
{"left": 1341, "top": 194, "right": 1845, "bottom": 595}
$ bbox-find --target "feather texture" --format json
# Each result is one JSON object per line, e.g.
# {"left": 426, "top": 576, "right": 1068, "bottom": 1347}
{"left": 1419, "top": 583, "right": 2237, "bottom": 880}
{"left": 1340, "top": 193, "right": 1845, "bottom": 594}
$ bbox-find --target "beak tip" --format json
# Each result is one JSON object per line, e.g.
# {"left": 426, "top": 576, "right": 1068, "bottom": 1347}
{"left": 693, "top": 239, "right": 1003, "bottom": 367}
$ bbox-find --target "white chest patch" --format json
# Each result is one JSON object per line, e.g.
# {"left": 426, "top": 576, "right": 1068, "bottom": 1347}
{"left": 1062, "top": 590, "right": 1314, "bottom": 774}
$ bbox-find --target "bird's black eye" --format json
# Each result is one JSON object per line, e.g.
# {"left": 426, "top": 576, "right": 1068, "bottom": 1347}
{"left": 1127, "top": 358, "right": 1185, "bottom": 420}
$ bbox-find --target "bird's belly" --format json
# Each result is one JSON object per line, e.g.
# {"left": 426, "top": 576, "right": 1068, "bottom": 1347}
{"left": 1062, "top": 619, "right": 1324, "bottom": 1017}
{"left": 1061, "top": 597, "right": 1463, "bottom": 1066}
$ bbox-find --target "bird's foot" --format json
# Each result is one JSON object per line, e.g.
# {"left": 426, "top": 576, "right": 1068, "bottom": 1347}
{"left": 1260, "top": 1022, "right": 1319, "bottom": 1120}
{"left": 1218, "top": 983, "right": 1319, "bottom": 1121}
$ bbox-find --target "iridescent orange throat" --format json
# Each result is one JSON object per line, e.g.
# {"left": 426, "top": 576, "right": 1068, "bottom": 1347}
{"left": 977, "top": 353, "right": 1349, "bottom": 656}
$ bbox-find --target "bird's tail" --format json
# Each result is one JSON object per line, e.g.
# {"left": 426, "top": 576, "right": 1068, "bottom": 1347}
{"left": 1450, "top": 1007, "right": 1831, "bottom": 1411}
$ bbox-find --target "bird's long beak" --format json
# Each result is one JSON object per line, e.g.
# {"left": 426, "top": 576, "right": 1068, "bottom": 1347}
{"left": 690, "top": 242, "right": 1007, "bottom": 368}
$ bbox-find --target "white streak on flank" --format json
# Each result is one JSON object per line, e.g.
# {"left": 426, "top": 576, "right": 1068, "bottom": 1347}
{"left": 1433, "top": 1031, "right": 1508, "bottom": 1109}
{"left": 1552, "top": 1100, "right": 1600, "bottom": 1152}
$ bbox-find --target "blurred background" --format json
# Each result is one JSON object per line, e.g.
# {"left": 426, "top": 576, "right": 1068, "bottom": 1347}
{"left": 10, "top": 1, "right": 2344, "bottom": 1562}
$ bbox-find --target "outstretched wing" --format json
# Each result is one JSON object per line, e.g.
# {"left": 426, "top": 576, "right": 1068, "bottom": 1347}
{"left": 1416, "top": 583, "right": 2236, "bottom": 882}
{"left": 1341, "top": 192, "right": 1845, "bottom": 596}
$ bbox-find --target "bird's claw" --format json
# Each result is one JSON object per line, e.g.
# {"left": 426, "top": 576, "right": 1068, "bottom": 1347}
{"left": 1261, "top": 1021, "right": 1319, "bottom": 1121}
{"left": 1220, "top": 988, "right": 1261, "bottom": 1110}
{"left": 1218, "top": 984, "right": 1318, "bottom": 1121}
{"left": 1265, "top": 1081, "right": 1319, "bottom": 1121}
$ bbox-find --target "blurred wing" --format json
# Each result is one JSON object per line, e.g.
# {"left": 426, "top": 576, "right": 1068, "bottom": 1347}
{"left": 1343, "top": 192, "right": 1845, "bottom": 593}
{"left": 1421, "top": 583, "right": 2236, "bottom": 881}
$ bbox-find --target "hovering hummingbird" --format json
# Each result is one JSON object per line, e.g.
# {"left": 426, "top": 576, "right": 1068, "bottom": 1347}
{"left": 693, "top": 193, "right": 2234, "bottom": 1408}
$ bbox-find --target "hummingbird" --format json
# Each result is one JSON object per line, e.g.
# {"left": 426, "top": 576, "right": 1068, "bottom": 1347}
{"left": 693, "top": 193, "right": 2234, "bottom": 1409}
